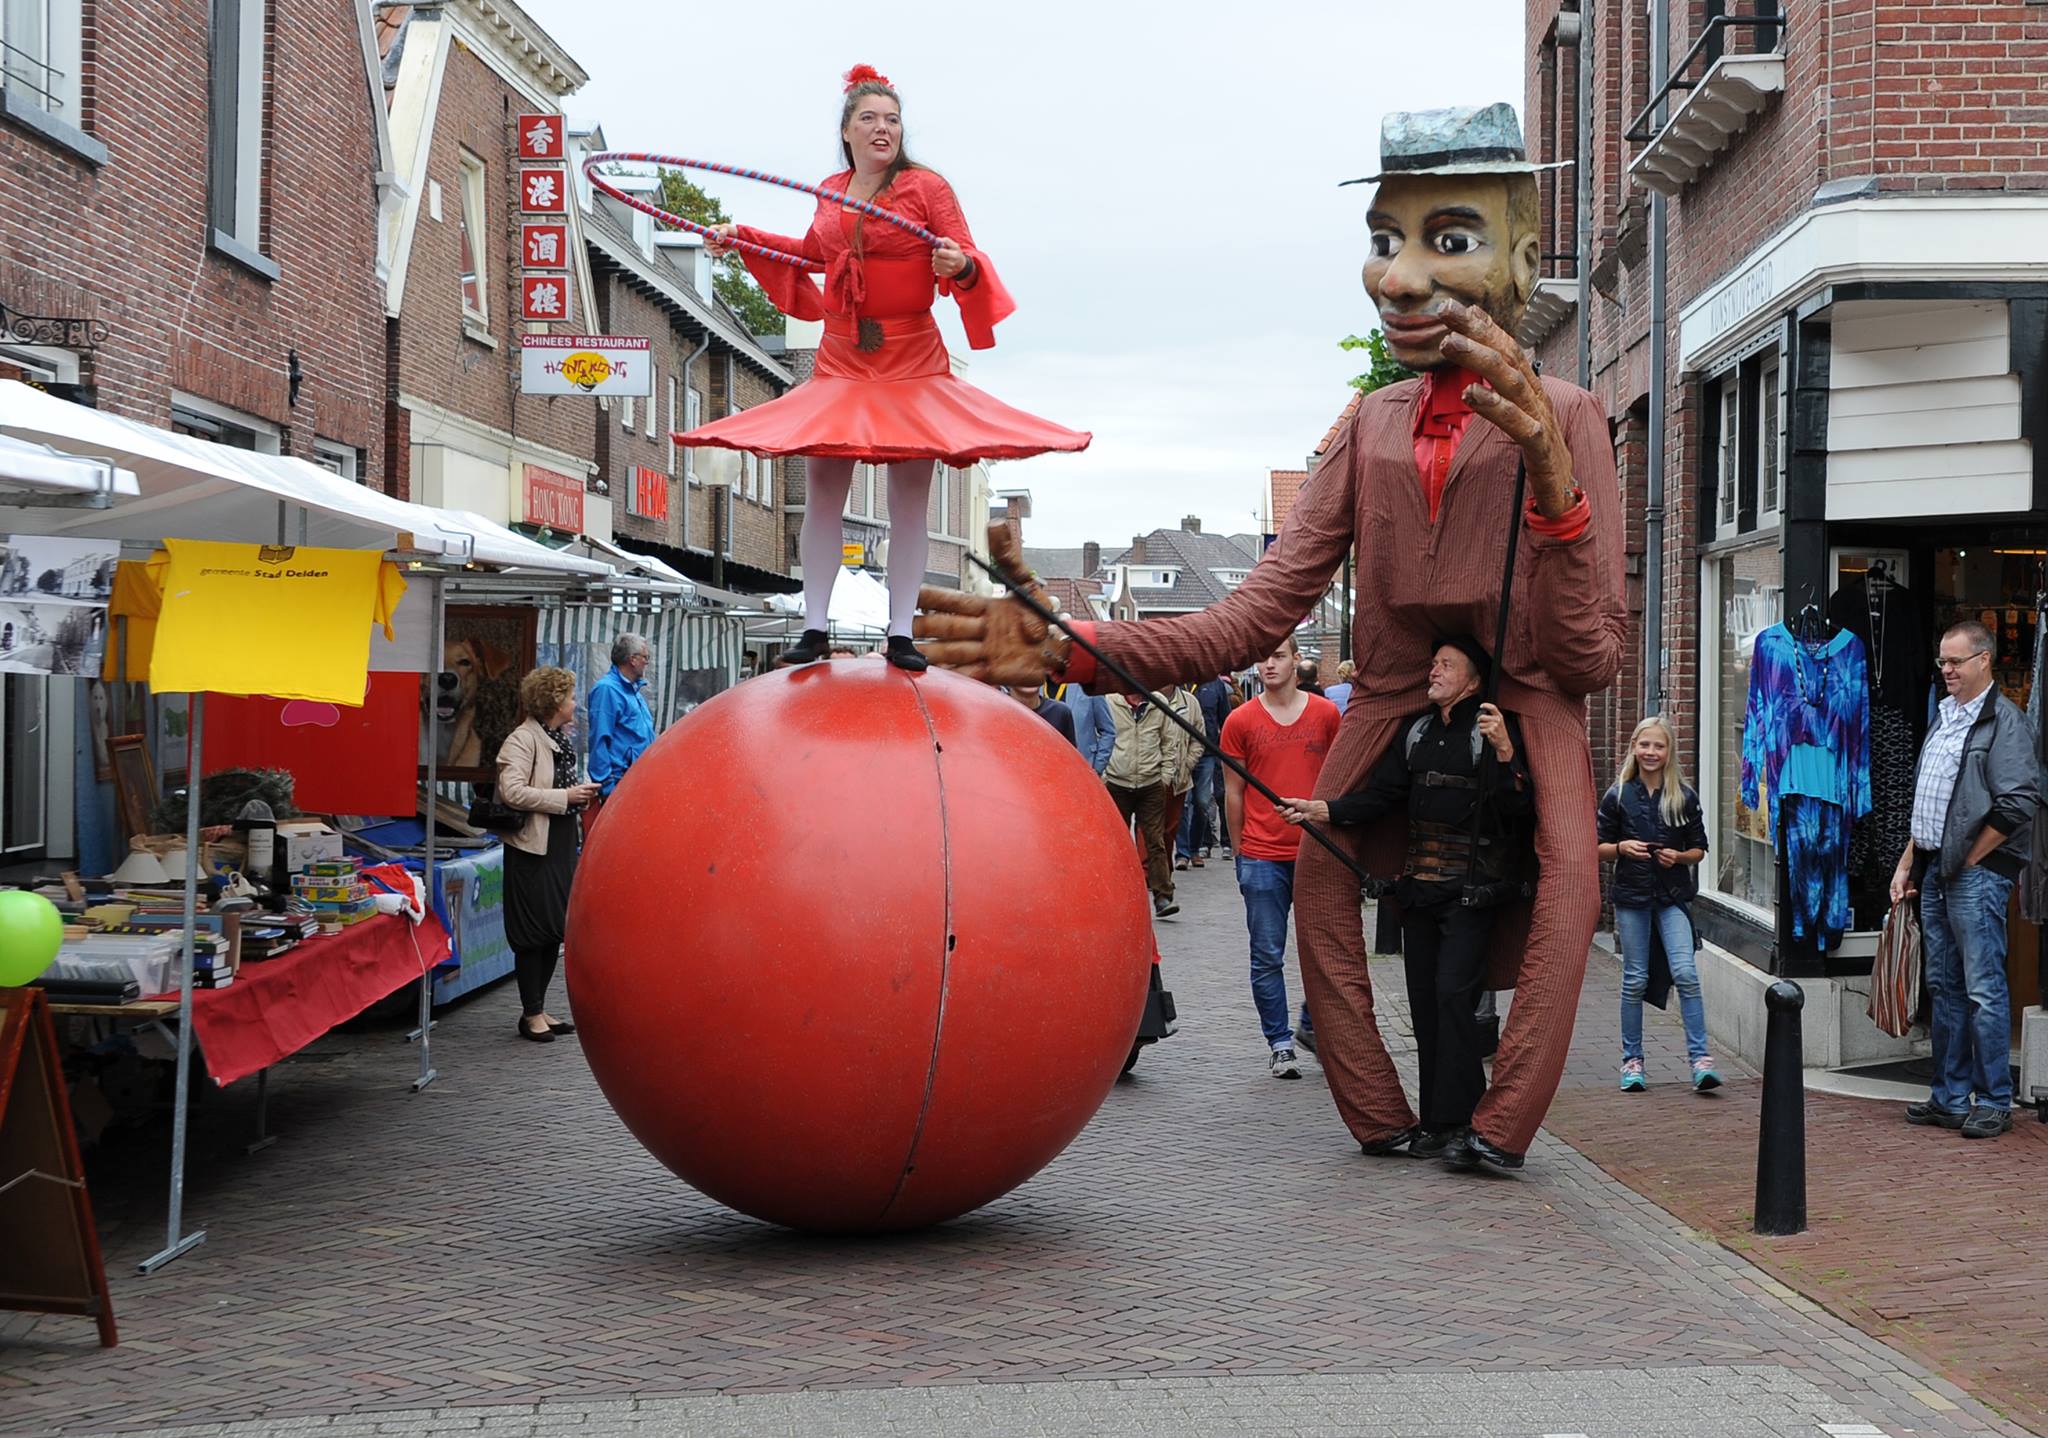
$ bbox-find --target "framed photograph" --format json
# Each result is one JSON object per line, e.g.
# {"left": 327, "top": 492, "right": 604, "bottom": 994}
{"left": 108, "top": 733, "right": 157, "bottom": 843}
{"left": 0, "top": 534, "right": 118, "bottom": 604}
{"left": 85, "top": 679, "right": 147, "bottom": 780}
{"left": 422, "top": 606, "right": 536, "bottom": 784}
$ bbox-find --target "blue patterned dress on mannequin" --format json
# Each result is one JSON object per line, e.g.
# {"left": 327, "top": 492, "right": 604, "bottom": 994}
{"left": 1740, "top": 621, "right": 1873, "bottom": 950}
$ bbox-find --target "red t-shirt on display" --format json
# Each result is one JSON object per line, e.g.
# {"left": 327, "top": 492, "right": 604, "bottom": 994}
{"left": 1219, "top": 693, "right": 1342, "bottom": 861}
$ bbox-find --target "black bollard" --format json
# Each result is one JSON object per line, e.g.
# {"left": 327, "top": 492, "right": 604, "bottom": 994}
{"left": 1753, "top": 980, "right": 1807, "bottom": 1236}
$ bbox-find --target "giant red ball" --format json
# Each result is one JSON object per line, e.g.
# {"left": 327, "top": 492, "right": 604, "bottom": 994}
{"left": 567, "top": 662, "right": 1155, "bottom": 1231}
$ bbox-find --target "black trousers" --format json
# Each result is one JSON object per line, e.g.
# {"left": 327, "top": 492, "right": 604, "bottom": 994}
{"left": 1401, "top": 898, "right": 1498, "bottom": 1131}
{"left": 514, "top": 945, "right": 559, "bottom": 1018}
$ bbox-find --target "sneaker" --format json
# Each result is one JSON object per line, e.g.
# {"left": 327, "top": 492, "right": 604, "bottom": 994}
{"left": 1904, "top": 1101, "right": 1967, "bottom": 1129}
{"left": 1619, "top": 1058, "right": 1647, "bottom": 1093}
{"left": 1961, "top": 1105, "right": 2013, "bottom": 1140}
{"left": 1153, "top": 895, "right": 1179, "bottom": 918}
{"left": 1691, "top": 1058, "right": 1723, "bottom": 1092}
{"left": 1269, "top": 1047, "right": 1301, "bottom": 1080}
{"left": 1174, "top": 856, "right": 1191, "bottom": 870}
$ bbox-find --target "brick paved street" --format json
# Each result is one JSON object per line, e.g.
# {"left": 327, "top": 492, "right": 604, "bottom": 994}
{"left": 0, "top": 862, "right": 2030, "bottom": 1437}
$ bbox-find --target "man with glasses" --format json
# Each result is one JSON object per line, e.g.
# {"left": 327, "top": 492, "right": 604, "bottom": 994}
{"left": 587, "top": 633, "right": 657, "bottom": 834}
{"left": 1891, "top": 620, "right": 2041, "bottom": 1140}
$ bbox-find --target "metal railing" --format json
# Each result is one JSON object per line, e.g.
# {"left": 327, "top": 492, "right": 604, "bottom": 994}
{"left": 0, "top": 15, "right": 67, "bottom": 112}
{"left": 1626, "top": 6, "right": 1786, "bottom": 144}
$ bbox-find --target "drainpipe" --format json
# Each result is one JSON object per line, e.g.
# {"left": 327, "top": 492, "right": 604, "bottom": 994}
{"left": 1644, "top": 0, "right": 1670, "bottom": 718}
{"left": 1575, "top": 0, "right": 1594, "bottom": 389}
{"left": 678, "top": 328, "right": 710, "bottom": 551}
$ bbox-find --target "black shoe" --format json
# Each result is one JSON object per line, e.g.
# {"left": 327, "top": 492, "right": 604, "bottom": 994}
{"left": 1153, "top": 895, "right": 1179, "bottom": 917}
{"left": 779, "top": 629, "right": 830, "bottom": 667}
{"left": 1905, "top": 1101, "right": 1967, "bottom": 1129}
{"left": 516, "top": 1018, "right": 555, "bottom": 1043}
{"left": 1961, "top": 1105, "right": 2013, "bottom": 1139}
{"left": 1461, "top": 1131, "right": 1525, "bottom": 1171}
{"left": 546, "top": 1019, "right": 576, "bottom": 1035}
{"left": 1408, "top": 1128, "right": 1457, "bottom": 1161}
{"left": 1440, "top": 1129, "right": 1480, "bottom": 1170}
{"left": 1295, "top": 1024, "right": 1317, "bottom": 1057}
{"left": 1359, "top": 1125, "right": 1419, "bottom": 1157}
{"left": 885, "top": 635, "right": 928, "bottom": 672}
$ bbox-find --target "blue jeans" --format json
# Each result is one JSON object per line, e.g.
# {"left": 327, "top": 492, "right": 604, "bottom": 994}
{"left": 1238, "top": 856, "right": 1297, "bottom": 1048}
{"left": 1177, "top": 753, "right": 1219, "bottom": 858}
{"left": 1615, "top": 903, "right": 1710, "bottom": 1063}
{"left": 1920, "top": 861, "right": 2016, "bottom": 1113}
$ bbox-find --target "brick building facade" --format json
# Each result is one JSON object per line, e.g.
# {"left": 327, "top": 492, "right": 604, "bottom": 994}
{"left": 0, "top": 0, "right": 392, "bottom": 479}
{"left": 1523, "top": 1, "right": 2048, "bottom": 1048}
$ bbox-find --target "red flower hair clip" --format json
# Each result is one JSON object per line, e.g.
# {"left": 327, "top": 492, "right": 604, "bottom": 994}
{"left": 843, "top": 63, "right": 893, "bottom": 93}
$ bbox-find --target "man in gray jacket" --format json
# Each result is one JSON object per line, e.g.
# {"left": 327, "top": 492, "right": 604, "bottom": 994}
{"left": 1891, "top": 619, "right": 2042, "bottom": 1139}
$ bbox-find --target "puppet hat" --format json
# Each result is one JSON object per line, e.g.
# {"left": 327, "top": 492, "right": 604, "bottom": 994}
{"left": 1342, "top": 102, "right": 1572, "bottom": 186}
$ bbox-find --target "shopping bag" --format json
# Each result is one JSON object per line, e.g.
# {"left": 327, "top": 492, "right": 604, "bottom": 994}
{"left": 1868, "top": 901, "right": 1922, "bottom": 1038}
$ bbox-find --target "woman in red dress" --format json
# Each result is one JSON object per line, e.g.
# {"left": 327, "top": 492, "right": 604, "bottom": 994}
{"left": 693, "top": 65, "right": 1090, "bottom": 670}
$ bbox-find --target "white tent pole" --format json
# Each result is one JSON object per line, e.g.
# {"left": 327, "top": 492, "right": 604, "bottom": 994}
{"left": 409, "top": 574, "right": 443, "bottom": 1092}
{"left": 140, "top": 691, "right": 206, "bottom": 1274}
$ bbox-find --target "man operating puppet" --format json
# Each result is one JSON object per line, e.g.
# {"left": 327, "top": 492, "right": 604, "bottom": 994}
{"left": 917, "top": 104, "right": 1626, "bottom": 1171}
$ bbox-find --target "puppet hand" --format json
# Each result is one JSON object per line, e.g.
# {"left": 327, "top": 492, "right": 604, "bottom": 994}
{"left": 914, "top": 523, "right": 1071, "bottom": 685}
{"left": 932, "top": 237, "right": 968, "bottom": 280}
{"left": 1438, "top": 301, "right": 1579, "bottom": 518}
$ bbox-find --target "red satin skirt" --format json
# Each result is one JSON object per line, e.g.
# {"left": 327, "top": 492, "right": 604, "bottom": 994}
{"left": 676, "top": 312, "right": 1091, "bottom": 466}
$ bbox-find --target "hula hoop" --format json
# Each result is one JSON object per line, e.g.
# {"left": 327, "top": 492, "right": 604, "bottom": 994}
{"left": 581, "top": 152, "right": 942, "bottom": 270}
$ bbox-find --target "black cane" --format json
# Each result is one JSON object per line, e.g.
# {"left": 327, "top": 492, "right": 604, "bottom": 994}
{"left": 960, "top": 550, "right": 1378, "bottom": 889}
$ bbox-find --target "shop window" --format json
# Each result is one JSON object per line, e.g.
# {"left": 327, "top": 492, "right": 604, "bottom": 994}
{"left": 1699, "top": 539, "right": 1782, "bottom": 916}
{"left": 457, "top": 150, "right": 487, "bottom": 325}
{"left": 1759, "top": 359, "right": 1782, "bottom": 524}
{"left": 207, "top": 0, "right": 271, "bottom": 272}
{"left": 311, "top": 438, "right": 360, "bottom": 483}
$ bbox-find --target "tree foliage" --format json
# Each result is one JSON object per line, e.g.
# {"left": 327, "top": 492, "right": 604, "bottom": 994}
{"left": 1339, "top": 329, "right": 1414, "bottom": 395}
{"left": 654, "top": 170, "right": 787, "bottom": 338}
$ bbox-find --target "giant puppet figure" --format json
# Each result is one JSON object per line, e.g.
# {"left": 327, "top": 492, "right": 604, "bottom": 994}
{"left": 916, "top": 104, "right": 1626, "bottom": 1170}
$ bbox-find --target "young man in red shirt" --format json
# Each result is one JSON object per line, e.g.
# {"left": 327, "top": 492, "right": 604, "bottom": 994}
{"left": 1221, "top": 633, "right": 1343, "bottom": 1078}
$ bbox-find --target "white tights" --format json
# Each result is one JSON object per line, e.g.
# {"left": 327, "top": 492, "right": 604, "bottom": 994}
{"left": 799, "top": 458, "right": 932, "bottom": 639}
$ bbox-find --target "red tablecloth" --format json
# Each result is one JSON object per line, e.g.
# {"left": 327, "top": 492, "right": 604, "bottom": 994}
{"left": 151, "top": 912, "right": 452, "bottom": 1087}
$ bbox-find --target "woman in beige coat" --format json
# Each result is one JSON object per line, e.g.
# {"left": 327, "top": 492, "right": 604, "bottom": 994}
{"left": 497, "top": 666, "right": 598, "bottom": 1042}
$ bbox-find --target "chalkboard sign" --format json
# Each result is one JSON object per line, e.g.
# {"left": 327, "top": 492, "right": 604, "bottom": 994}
{"left": 0, "top": 989, "right": 118, "bottom": 1346}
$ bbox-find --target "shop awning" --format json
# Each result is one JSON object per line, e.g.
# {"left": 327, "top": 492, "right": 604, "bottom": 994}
{"left": 0, "top": 380, "right": 471, "bottom": 561}
{"left": 414, "top": 506, "right": 613, "bottom": 578}
{"left": 0, "top": 432, "right": 139, "bottom": 502}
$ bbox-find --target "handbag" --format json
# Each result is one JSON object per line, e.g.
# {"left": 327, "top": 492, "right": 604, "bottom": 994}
{"left": 466, "top": 781, "right": 523, "bottom": 836}
{"left": 1868, "top": 900, "right": 1923, "bottom": 1038}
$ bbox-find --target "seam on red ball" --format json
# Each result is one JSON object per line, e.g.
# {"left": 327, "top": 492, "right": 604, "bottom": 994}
{"left": 881, "top": 678, "right": 954, "bottom": 1223}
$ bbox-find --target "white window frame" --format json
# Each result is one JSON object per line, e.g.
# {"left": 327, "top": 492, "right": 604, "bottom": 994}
{"left": 742, "top": 450, "right": 757, "bottom": 502}
{"left": 1, "top": 0, "right": 85, "bottom": 136}
{"left": 311, "top": 438, "right": 360, "bottom": 483}
{"left": 666, "top": 375, "right": 677, "bottom": 475}
{"left": 208, "top": 0, "right": 270, "bottom": 264}
{"left": 170, "top": 391, "right": 281, "bottom": 454}
{"left": 1715, "top": 374, "right": 1739, "bottom": 537}
{"left": 646, "top": 363, "right": 659, "bottom": 447}
{"left": 1758, "top": 357, "right": 1783, "bottom": 527}
{"left": 759, "top": 456, "right": 774, "bottom": 507}
{"left": 684, "top": 388, "right": 701, "bottom": 483}
{"left": 457, "top": 148, "right": 488, "bottom": 326}
{"left": 621, "top": 393, "right": 635, "bottom": 433}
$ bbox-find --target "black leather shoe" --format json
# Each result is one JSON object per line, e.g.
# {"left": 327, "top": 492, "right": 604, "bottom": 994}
{"left": 516, "top": 1018, "right": 555, "bottom": 1043}
{"left": 1463, "top": 1131, "right": 1526, "bottom": 1170}
{"left": 1359, "top": 1126, "right": 1419, "bottom": 1157}
{"left": 1440, "top": 1129, "right": 1479, "bottom": 1170}
{"left": 778, "top": 629, "right": 830, "bottom": 667}
{"left": 545, "top": 1019, "right": 576, "bottom": 1036}
{"left": 1408, "top": 1128, "right": 1457, "bottom": 1161}
{"left": 885, "top": 635, "right": 929, "bottom": 671}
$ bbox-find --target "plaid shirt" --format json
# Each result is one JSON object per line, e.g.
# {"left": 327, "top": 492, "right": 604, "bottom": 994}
{"left": 1911, "top": 686, "right": 1992, "bottom": 849}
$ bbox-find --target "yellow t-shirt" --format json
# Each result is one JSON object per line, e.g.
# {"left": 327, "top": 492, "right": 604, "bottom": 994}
{"left": 144, "top": 540, "right": 407, "bottom": 704}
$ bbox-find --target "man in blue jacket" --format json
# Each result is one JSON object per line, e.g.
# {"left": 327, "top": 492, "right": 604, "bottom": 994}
{"left": 588, "top": 633, "right": 656, "bottom": 812}
{"left": 1177, "top": 675, "right": 1233, "bottom": 866}
{"left": 1046, "top": 679, "right": 1113, "bottom": 775}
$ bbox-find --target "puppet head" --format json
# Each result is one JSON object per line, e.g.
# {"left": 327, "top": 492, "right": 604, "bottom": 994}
{"left": 1344, "top": 103, "right": 1567, "bottom": 372}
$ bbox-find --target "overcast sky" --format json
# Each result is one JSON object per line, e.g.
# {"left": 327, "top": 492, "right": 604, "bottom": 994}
{"left": 533, "top": 2, "right": 1526, "bottom": 547}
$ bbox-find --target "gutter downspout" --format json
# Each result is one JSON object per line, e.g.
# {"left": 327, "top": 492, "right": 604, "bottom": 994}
{"left": 678, "top": 328, "right": 710, "bottom": 551}
{"left": 1575, "top": 0, "right": 1595, "bottom": 389}
{"left": 1644, "top": 0, "right": 1670, "bottom": 718}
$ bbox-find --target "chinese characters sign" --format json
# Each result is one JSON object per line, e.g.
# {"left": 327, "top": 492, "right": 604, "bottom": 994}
{"left": 518, "top": 335, "right": 653, "bottom": 397}
{"left": 518, "top": 167, "right": 566, "bottom": 214}
{"left": 521, "top": 222, "right": 567, "bottom": 270}
{"left": 516, "top": 113, "right": 564, "bottom": 161}
{"left": 521, "top": 275, "right": 569, "bottom": 321}
{"left": 521, "top": 463, "right": 584, "bottom": 533}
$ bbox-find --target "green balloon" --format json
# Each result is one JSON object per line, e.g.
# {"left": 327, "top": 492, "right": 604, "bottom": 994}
{"left": 0, "top": 889, "right": 65, "bottom": 987}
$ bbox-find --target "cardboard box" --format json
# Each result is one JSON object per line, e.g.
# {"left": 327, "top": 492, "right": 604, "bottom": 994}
{"left": 278, "top": 824, "right": 343, "bottom": 872}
